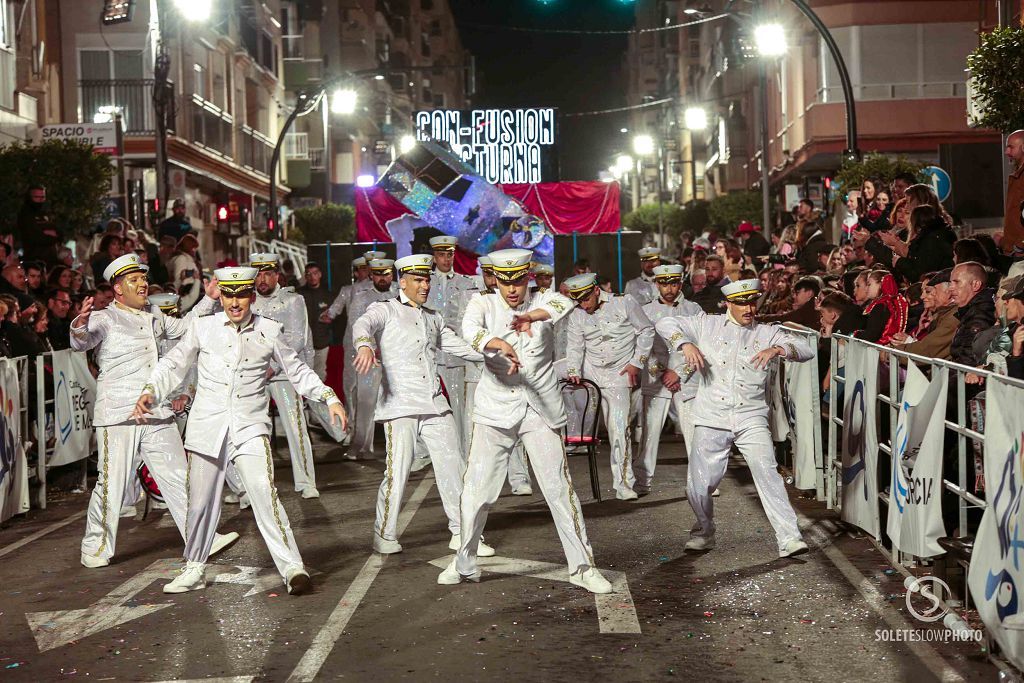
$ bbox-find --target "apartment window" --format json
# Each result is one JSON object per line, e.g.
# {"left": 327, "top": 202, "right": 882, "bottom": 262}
{"left": 79, "top": 49, "right": 146, "bottom": 127}
{"left": 688, "top": 38, "right": 700, "bottom": 59}
{"left": 421, "top": 32, "right": 431, "bottom": 57}
{"left": 430, "top": 19, "right": 441, "bottom": 37}
{"left": 193, "top": 63, "right": 207, "bottom": 100}
{"left": 0, "top": 0, "right": 11, "bottom": 111}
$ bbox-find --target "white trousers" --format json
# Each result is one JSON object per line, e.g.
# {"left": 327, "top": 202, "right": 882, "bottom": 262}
{"left": 688, "top": 424, "right": 802, "bottom": 551}
{"left": 599, "top": 386, "right": 636, "bottom": 495}
{"left": 313, "top": 347, "right": 329, "bottom": 380}
{"left": 636, "top": 393, "right": 694, "bottom": 489}
{"left": 81, "top": 423, "right": 190, "bottom": 560}
{"left": 465, "top": 378, "right": 530, "bottom": 487}
{"left": 343, "top": 347, "right": 357, "bottom": 409}
{"left": 268, "top": 381, "right": 316, "bottom": 492}
{"left": 456, "top": 408, "right": 596, "bottom": 576}
{"left": 352, "top": 366, "right": 382, "bottom": 455}
{"left": 376, "top": 413, "right": 465, "bottom": 540}
{"left": 185, "top": 436, "right": 304, "bottom": 578}
{"left": 438, "top": 365, "right": 465, "bottom": 449}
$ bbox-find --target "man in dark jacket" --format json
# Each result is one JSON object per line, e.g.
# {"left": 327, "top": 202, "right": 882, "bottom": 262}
{"left": 948, "top": 261, "right": 997, "bottom": 366}
{"left": 757, "top": 275, "right": 822, "bottom": 329}
{"left": 17, "top": 185, "right": 61, "bottom": 268}
{"left": 796, "top": 224, "right": 829, "bottom": 274}
{"left": 158, "top": 199, "right": 194, "bottom": 242}
{"left": 297, "top": 261, "right": 334, "bottom": 379}
{"left": 46, "top": 288, "right": 73, "bottom": 351}
{"left": 737, "top": 221, "right": 770, "bottom": 261}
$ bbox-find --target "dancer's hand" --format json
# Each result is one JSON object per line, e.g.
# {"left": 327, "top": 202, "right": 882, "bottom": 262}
{"left": 620, "top": 363, "right": 640, "bottom": 388}
{"left": 171, "top": 395, "right": 190, "bottom": 413}
{"left": 487, "top": 339, "right": 522, "bottom": 375}
{"left": 751, "top": 345, "right": 785, "bottom": 370}
{"left": 661, "top": 369, "right": 681, "bottom": 392}
{"left": 328, "top": 402, "right": 348, "bottom": 431}
{"left": 204, "top": 277, "right": 220, "bottom": 300}
{"left": 681, "top": 343, "right": 705, "bottom": 371}
{"left": 132, "top": 393, "right": 155, "bottom": 422}
{"left": 76, "top": 296, "right": 94, "bottom": 328}
{"left": 353, "top": 346, "right": 379, "bottom": 374}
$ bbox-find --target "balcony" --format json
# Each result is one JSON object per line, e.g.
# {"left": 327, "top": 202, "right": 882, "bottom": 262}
{"left": 189, "top": 97, "right": 233, "bottom": 158}
{"left": 78, "top": 79, "right": 175, "bottom": 135}
{"left": 239, "top": 124, "right": 274, "bottom": 177}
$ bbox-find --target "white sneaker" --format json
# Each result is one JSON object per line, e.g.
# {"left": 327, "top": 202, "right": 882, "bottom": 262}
{"left": 685, "top": 534, "right": 716, "bottom": 551}
{"left": 511, "top": 484, "right": 533, "bottom": 496}
{"left": 151, "top": 500, "right": 168, "bottom": 510}
{"left": 779, "top": 539, "right": 809, "bottom": 558}
{"left": 224, "top": 493, "right": 240, "bottom": 504}
{"left": 163, "top": 562, "right": 206, "bottom": 594}
{"left": 449, "top": 535, "right": 496, "bottom": 557}
{"left": 341, "top": 451, "right": 358, "bottom": 461}
{"left": 570, "top": 567, "right": 613, "bottom": 594}
{"left": 210, "top": 531, "right": 239, "bottom": 557}
{"left": 410, "top": 458, "right": 432, "bottom": 473}
{"left": 300, "top": 487, "right": 320, "bottom": 499}
{"left": 711, "top": 489, "right": 721, "bottom": 497}
{"left": 80, "top": 552, "right": 109, "bottom": 568}
{"left": 616, "top": 489, "right": 639, "bottom": 501}
{"left": 437, "top": 558, "right": 480, "bottom": 585}
{"left": 119, "top": 504, "right": 137, "bottom": 518}
{"left": 372, "top": 536, "right": 403, "bottom": 554}
{"left": 285, "top": 567, "right": 311, "bottom": 595}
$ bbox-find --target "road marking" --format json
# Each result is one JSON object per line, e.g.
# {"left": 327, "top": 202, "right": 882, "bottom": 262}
{"left": 288, "top": 475, "right": 435, "bottom": 682}
{"left": 0, "top": 510, "right": 87, "bottom": 559}
{"left": 148, "top": 677, "right": 255, "bottom": 683}
{"left": 26, "top": 560, "right": 285, "bottom": 651}
{"left": 799, "top": 514, "right": 963, "bottom": 682}
{"left": 427, "top": 554, "right": 641, "bottom": 634}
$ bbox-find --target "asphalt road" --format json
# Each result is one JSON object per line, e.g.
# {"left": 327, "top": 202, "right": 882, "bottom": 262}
{"left": 0, "top": 429, "right": 1000, "bottom": 682}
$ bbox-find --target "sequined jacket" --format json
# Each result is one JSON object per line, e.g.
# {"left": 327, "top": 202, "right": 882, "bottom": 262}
{"left": 565, "top": 291, "right": 655, "bottom": 388}
{"left": 624, "top": 274, "right": 657, "bottom": 306}
{"left": 343, "top": 283, "right": 398, "bottom": 353}
{"left": 253, "top": 285, "right": 314, "bottom": 372}
{"left": 143, "top": 312, "right": 339, "bottom": 456}
{"left": 641, "top": 298, "right": 702, "bottom": 400}
{"left": 70, "top": 297, "right": 216, "bottom": 426}
{"left": 354, "top": 294, "right": 483, "bottom": 421}
{"left": 655, "top": 313, "right": 813, "bottom": 430}
{"left": 462, "top": 289, "right": 575, "bottom": 430}
{"left": 429, "top": 269, "right": 479, "bottom": 369}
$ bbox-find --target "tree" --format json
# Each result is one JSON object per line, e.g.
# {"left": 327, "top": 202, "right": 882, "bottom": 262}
{"left": 288, "top": 203, "right": 356, "bottom": 245}
{"left": 966, "top": 26, "right": 1024, "bottom": 133}
{"left": 707, "top": 191, "right": 762, "bottom": 231}
{"left": 623, "top": 203, "right": 685, "bottom": 241}
{"left": 834, "top": 153, "right": 927, "bottom": 194}
{"left": 0, "top": 140, "right": 115, "bottom": 238}
{"left": 679, "top": 200, "right": 710, "bottom": 236}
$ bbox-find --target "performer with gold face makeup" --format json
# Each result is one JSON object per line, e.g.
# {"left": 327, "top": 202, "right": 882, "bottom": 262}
{"left": 71, "top": 254, "right": 236, "bottom": 569}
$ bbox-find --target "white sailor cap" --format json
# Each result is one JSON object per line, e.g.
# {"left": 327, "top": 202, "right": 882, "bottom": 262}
{"left": 652, "top": 264, "right": 684, "bottom": 282}
{"left": 721, "top": 278, "right": 761, "bottom": 303}
{"left": 352, "top": 257, "right": 367, "bottom": 268}
{"left": 395, "top": 254, "right": 432, "bottom": 276}
{"left": 363, "top": 250, "right": 387, "bottom": 261}
{"left": 477, "top": 255, "right": 494, "bottom": 272}
{"left": 103, "top": 253, "right": 149, "bottom": 283}
{"left": 148, "top": 293, "right": 181, "bottom": 313}
{"left": 487, "top": 248, "right": 533, "bottom": 282}
{"left": 429, "top": 235, "right": 458, "bottom": 251}
{"left": 532, "top": 263, "right": 554, "bottom": 276}
{"left": 215, "top": 266, "right": 259, "bottom": 294}
{"left": 368, "top": 258, "right": 395, "bottom": 273}
{"left": 563, "top": 273, "right": 598, "bottom": 299}
{"left": 249, "top": 252, "right": 279, "bottom": 271}
{"left": 638, "top": 246, "right": 662, "bottom": 261}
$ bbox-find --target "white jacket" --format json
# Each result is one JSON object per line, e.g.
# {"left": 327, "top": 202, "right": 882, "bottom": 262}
{"left": 345, "top": 283, "right": 398, "bottom": 350}
{"left": 143, "top": 312, "right": 339, "bottom": 456}
{"left": 655, "top": 312, "right": 814, "bottom": 430}
{"left": 565, "top": 291, "right": 655, "bottom": 388}
{"left": 70, "top": 297, "right": 216, "bottom": 426}
{"left": 624, "top": 274, "right": 657, "bottom": 306}
{"left": 641, "top": 298, "right": 702, "bottom": 400}
{"left": 462, "top": 289, "right": 575, "bottom": 430}
{"left": 353, "top": 293, "right": 483, "bottom": 421}
{"left": 429, "top": 269, "right": 478, "bottom": 368}
{"left": 253, "top": 285, "right": 314, "bottom": 368}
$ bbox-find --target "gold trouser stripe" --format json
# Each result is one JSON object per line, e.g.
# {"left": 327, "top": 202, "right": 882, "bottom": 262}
{"left": 560, "top": 439, "right": 594, "bottom": 566}
{"left": 184, "top": 452, "right": 191, "bottom": 545}
{"left": 294, "top": 397, "right": 310, "bottom": 477}
{"left": 379, "top": 422, "right": 395, "bottom": 539}
{"left": 263, "top": 436, "right": 289, "bottom": 546}
{"left": 94, "top": 428, "right": 111, "bottom": 557}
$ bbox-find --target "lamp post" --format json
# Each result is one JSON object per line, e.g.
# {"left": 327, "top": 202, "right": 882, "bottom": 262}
{"left": 754, "top": 22, "right": 787, "bottom": 243}
{"left": 633, "top": 134, "right": 661, "bottom": 247}
{"left": 683, "top": 106, "right": 707, "bottom": 204}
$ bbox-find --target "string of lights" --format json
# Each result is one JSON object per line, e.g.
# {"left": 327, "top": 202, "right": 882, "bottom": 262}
{"left": 459, "top": 12, "right": 727, "bottom": 36}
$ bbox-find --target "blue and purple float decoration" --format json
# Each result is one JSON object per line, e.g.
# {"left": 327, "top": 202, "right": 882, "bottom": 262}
{"left": 377, "top": 140, "right": 555, "bottom": 264}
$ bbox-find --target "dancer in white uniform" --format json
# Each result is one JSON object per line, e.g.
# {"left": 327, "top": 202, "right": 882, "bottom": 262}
{"left": 353, "top": 254, "right": 494, "bottom": 556}
{"left": 623, "top": 247, "right": 660, "bottom": 306}
{"left": 134, "top": 267, "right": 347, "bottom": 595}
{"left": 635, "top": 265, "right": 702, "bottom": 494}
{"left": 72, "top": 254, "right": 236, "bottom": 568}
{"left": 250, "top": 252, "right": 320, "bottom": 498}
{"left": 438, "top": 248, "right": 611, "bottom": 594}
{"left": 564, "top": 273, "right": 654, "bottom": 500}
{"left": 320, "top": 254, "right": 376, "bottom": 412}
{"left": 655, "top": 278, "right": 811, "bottom": 557}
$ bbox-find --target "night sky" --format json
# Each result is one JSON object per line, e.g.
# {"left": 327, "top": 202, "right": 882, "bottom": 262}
{"left": 447, "top": 0, "right": 636, "bottom": 182}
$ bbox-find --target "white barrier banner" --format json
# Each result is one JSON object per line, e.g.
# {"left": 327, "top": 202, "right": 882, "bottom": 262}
{"left": 885, "top": 363, "right": 947, "bottom": 557}
{"left": 0, "top": 359, "right": 28, "bottom": 522}
{"left": 969, "top": 378, "right": 1024, "bottom": 670}
{"left": 841, "top": 342, "right": 880, "bottom": 536}
{"left": 784, "top": 352, "right": 822, "bottom": 493}
{"left": 51, "top": 350, "right": 95, "bottom": 467}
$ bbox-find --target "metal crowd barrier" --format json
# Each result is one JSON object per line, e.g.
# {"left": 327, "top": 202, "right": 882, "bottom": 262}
{"left": 826, "top": 333, "right": 1024, "bottom": 584}
{"left": 32, "top": 351, "right": 90, "bottom": 510}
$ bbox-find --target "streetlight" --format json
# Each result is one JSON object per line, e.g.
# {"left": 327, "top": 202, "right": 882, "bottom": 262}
{"left": 173, "top": 0, "right": 211, "bottom": 21}
{"left": 754, "top": 22, "right": 787, "bottom": 57}
{"left": 633, "top": 134, "right": 665, "bottom": 247}
{"left": 753, "top": 22, "right": 787, "bottom": 241}
{"left": 399, "top": 135, "right": 417, "bottom": 154}
{"left": 615, "top": 154, "right": 634, "bottom": 176}
{"left": 633, "top": 134, "right": 655, "bottom": 157}
{"left": 331, "top": 88, "right": 358, "bottom": 115}
{"left": 683, "top": 107, "right": 708, "bottom": 131}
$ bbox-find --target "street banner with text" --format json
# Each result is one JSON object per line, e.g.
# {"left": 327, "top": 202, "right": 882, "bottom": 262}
{"left": 841, "top": 343, "right": 880, "bottom": 537}
{"left": 0, "top": 359, "right": 28, "bottom": 523}
{"left": 50, "top": 350, "right": 95, "bottom": 466}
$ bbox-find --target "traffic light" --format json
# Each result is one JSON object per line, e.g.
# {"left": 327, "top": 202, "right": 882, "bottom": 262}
{"left": 102, "top": 0, "right": 134, "bottom": 25}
